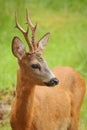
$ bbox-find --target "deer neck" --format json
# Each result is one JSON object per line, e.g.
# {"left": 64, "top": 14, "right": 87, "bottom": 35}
{"left": 15, "top": 68, "right": 35, "bottom": 129}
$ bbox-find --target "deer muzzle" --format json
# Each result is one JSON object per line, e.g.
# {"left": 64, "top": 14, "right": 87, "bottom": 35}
{"left": 44, "top": 78, "right": 59, "bottom": 87}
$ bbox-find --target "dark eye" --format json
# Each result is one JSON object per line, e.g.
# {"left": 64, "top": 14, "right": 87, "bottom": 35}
{"left": 31, "top": 64, "right": 40, "bottom": 70}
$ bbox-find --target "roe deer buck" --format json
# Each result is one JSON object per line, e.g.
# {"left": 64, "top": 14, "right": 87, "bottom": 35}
{"left": 10, "top": 10, "right": 85, "bottom": 130}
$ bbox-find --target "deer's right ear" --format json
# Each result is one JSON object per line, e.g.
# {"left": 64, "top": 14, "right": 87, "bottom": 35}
{"left": 12, "top": 37, "right": 26, "bottom": 60}
{"left": 37, "top": 32, "right": 50, "bottom": 54}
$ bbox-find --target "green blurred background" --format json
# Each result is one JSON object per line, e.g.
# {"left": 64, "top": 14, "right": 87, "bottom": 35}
{"left": 0, "top": 0, "right": 87, "bottom": 130}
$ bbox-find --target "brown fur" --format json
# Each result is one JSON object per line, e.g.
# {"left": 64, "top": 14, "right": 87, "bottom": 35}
{"left": 53, "top": 67, "right": 85, "bottom": 130}
{"left": 10, "top": 66, "right": 85, "bottom": 130}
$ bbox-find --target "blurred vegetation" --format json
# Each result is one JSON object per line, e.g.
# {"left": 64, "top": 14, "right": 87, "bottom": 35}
{"left": 0, "top": 0, "right": 87, "bottom": 130}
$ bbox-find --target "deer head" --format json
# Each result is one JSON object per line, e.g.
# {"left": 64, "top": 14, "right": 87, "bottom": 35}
{"left": 12, "top": 9, "right": 59, "bottom": 87}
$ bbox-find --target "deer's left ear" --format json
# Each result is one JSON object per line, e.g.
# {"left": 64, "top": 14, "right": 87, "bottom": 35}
{"left": 37, "top": 32, "right": 50, "bottom": 53}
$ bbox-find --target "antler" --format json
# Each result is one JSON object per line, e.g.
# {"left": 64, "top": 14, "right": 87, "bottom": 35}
{"left": 26, "top": 9, "right": 37, "bottom": 49}
{"left": 15, "top": 11, "right": 37, "bottom": 53}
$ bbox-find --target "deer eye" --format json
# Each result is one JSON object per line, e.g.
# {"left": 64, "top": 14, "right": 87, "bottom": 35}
{"left": 31, "top": 64, "right": 41, "bottom": 70}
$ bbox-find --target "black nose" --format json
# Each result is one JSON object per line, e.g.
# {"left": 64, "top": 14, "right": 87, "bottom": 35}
{"left": 44, "top": 78, "right": 59, "bottom": 87}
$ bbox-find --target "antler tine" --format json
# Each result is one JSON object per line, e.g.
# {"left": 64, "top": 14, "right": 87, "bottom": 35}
{"left": 15, "top": 12, "right": 33, "bottom": 51}
{"left": 15, "top": 12, "right": 26, "bottom": 34}
{"left": 26, "top": 9, "right": 37, "bottom": 49}
{"left": 26, "top": 9, "right": 35, "bottom": 29}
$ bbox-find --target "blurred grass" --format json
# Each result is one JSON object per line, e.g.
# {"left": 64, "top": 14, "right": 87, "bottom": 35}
{"left": 0, "top": 0, "right": 87, "bottom": 130}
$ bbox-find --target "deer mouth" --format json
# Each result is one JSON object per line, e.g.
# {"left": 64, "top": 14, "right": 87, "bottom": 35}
{"left": 44, "top": 78, "right": 59, "bottom": 87}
